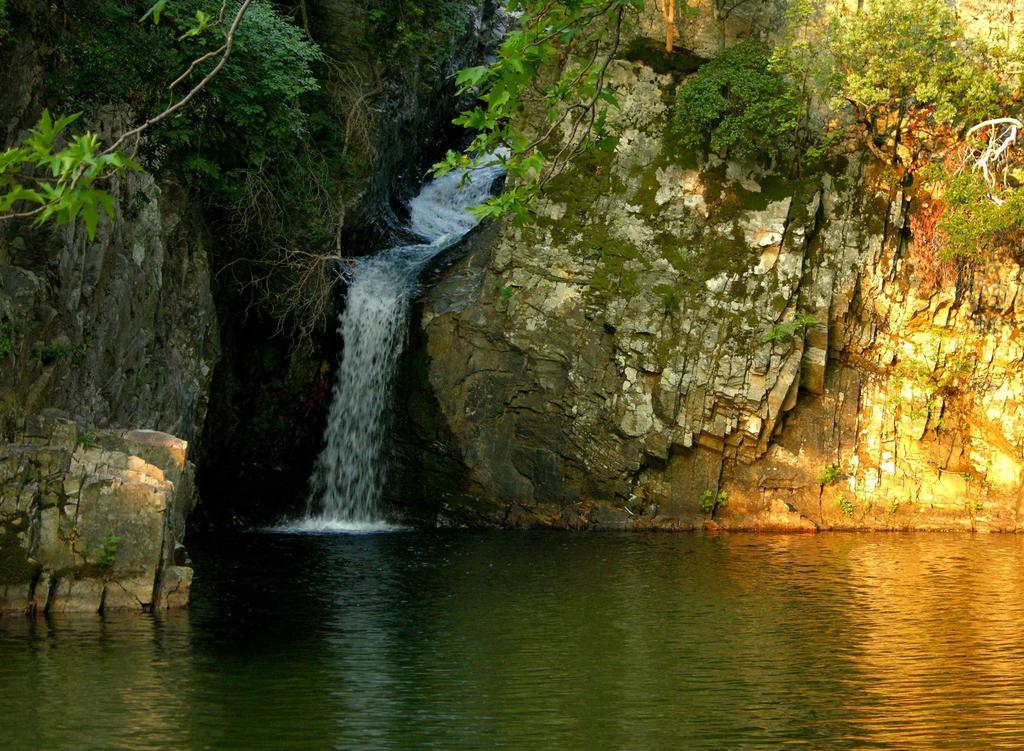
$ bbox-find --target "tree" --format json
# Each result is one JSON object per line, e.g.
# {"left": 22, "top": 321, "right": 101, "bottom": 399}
{"left": 0, "top": 0, "right": 255, "bottom": 238}
{"left": 433, "top": 0, "right": 644, "bottom": 224}
{"left": 672, "top": 39, "right": 798, "bottom": 164}
{"left": 828, "top": 0, "right": 1002, "bottom": 168}
{"left": 768, "top": 0, "right": 833, "bottom": 165}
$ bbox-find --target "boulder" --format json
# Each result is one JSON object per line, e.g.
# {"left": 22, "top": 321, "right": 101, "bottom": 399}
{"left": 0, "top": 413, "right": 197, "bottom": 615}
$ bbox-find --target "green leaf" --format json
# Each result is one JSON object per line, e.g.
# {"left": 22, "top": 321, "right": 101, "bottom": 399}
{"left": 81, "top": 198, "right": 100, "bottom": 240}
{"left": 178, "top": 10, "right": 214, "bottom": 41}
{"left": 598, "top": 88, "right": 619, "bottom": 108}
{"left": 455, "top": 66, "right": 490, "bottom": 90}
{"left": 0, "top": 186, "right": 44, "bottom": 211}
{"left": 93, "top": 190, "right": 116, "bottom": 219}
{"left": 141, "top": 0, "right": 168, "bottom": 24}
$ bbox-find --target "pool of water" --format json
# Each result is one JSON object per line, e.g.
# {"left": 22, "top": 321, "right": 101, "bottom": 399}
{"left": 3, "top": 531, "right": 1024, "bottom": 750}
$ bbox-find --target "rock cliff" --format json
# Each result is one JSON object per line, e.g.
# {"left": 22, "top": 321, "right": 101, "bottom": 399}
{"left": 0, "top": 167, "right": 219, "bottom": 445}
{"left": 0, "top": 3, "right": 220, "bottom": 445}
{"left": 0, "top": 2, "right": 219, "bottom": 597}
{"left": 412, "top": 5, "right": 1024, "bottom": 531}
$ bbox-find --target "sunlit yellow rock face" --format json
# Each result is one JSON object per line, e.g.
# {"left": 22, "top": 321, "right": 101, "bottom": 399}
{"left": 655, "top": 0, "right": 1024, "bottom": 60}
{"left": 412, "top": 3, "right": 1024, "bottom": 531}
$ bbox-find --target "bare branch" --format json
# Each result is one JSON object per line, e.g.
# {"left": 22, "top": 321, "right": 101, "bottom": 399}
{"left": 0, "top": 205, "right": 46, "bottom": 223}
{"left": 104, "top": 0, "right": 255, "bottom": 156}
{"left": 169, "top": 44, "right": 227, "bottom": 90}
{"left": 538, "top": 5, "right": 625, "bottom": 186}
{"left": 963, "top": 116, "right": 1023, "bottom": 203}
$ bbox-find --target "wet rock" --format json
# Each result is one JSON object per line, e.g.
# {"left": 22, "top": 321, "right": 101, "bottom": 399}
{"left": 47, "top": 577, "right": 105, "bottom": 614}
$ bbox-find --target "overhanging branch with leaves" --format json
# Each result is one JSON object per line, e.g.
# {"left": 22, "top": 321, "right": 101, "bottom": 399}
{"left": 0, "top": 0, "right": 254, "bottom": 239}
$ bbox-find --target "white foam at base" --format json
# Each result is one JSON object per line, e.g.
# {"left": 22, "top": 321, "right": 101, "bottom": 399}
{"left": 264, "top": 518, "right": 409, "bottom": 535}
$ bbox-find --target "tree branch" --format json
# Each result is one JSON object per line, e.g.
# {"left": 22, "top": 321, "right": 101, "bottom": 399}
{"left": 0, "top": 1, "right": 255, "bottom": 227}
{"left": 963, "top": 117, "right": 1023, "bottom": 203}
{"left": 104, "top": 0, "right": 254, "bottom": 156}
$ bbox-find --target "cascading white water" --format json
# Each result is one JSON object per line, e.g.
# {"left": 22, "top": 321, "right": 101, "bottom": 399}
{"left": 282, "top": 159, "right": 504, "bottom": 533}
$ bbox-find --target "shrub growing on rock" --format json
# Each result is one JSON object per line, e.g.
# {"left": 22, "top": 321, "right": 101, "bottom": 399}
{"left": 672, "top": 39, "right": 799, "bottom": 164}
{"left": 915, "top": 167, "right": 1024, "bottom": 265}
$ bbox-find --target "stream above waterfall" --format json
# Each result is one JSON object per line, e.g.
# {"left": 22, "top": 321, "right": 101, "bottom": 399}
{"left": 4, "top": 531, "right": 1024, "bottom": 750}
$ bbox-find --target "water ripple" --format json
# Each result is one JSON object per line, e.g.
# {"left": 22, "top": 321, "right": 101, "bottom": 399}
{"left": 3, "top": 531, "right": 1024, "bottom": 750}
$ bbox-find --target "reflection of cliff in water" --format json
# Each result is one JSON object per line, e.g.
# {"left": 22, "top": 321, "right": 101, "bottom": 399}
{"left": 4, "top": 532, "right": 1024, "bottom": 749}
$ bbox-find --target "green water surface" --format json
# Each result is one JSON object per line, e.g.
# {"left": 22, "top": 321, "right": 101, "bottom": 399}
{"left": 2, "top": 531, "right": 1024, "bottom": 750}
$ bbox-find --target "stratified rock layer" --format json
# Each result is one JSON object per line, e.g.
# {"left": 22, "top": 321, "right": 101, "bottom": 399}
{"left": 414, "top": 57, "right": 1024, "bottom": 532}
{"left": 0, "top": 412, "right": 196, "bottom": 614}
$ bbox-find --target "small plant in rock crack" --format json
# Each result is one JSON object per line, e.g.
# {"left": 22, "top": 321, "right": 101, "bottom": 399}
{"left": 57, "top": 517, "right": 80, "bottom": 545}
{"left": 75, "top": 430, "right": 97, "bottom": 450}
{"left": 699, "top": 489, "right": 729, "bottom": 516}
{"left": 32, "top": 343, "right": 74, "bottom": 365}
{"left": 761, "top": 313, "right": 817, "bottom": 344}
{"left": 0, "top": 319, "right": 15, "bottom": 359}
{"left": 92, "top": 534, "right": 122, "bottom": 568}
{"left": 836, "top": 494, "right": 854, "bottom": 518}
{"left": 818, "top": 464, "right": 842, "bottom": 486}
{"left": 494, "top": 283, "right": 515, "bottom": 300}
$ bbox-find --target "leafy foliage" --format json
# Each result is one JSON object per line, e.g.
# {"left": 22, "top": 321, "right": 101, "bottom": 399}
{"left": 673, "top": 39, "right": 798, "bottom": 164}
{"left": 53, "top": 0, "right": 322, "bottom": 180}
{"left": 33, "top": 340, "right": 86, "bottom": 364}
{"left": 0, "top": 319, "right": 14, "bottom": 359}
{"left": 0, "top": 0, "right": 345, "bottom": 311}
{"left": 0, "top": 110, "right": 138, "bottom": 239}
{"left": 76, "top": 430, "right": 98, "bottom": 450}
{"left": 918, "top": 166, "right": 1024, "bottom": 263}
{"left": 836, "top": 494, "right": 854, "bottom": 518}
{"left": 767, "top": 0, "right": 835, "bottom": 167}
{"left": 432, "top": 0, "right": 643, "bottom": 224}
{"left": 0, "top": 1, "right": 322, "bottom": 240}
{"left": 92, "top": 534, "right": 123, "bottom": 568}
{"left": 818, "top": 464, "right": 841, "bottom": 486}
{"left": 198, "top": 2, "right": 321, "bottom": 167}
{"left": 365, "top": 0, "right": 473, "bottom": 60}
{"left": 826, "top": 0, "right": 1006, "bottom": 165}
{"left": 761, "top": 313, "right": 816, "bottom": 344}
{"left": 765, "top": 0, "right": 1024, "bottom": 276}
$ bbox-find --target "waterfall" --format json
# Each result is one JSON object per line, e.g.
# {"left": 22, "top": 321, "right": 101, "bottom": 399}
{"left": 281, "top": 159, "right": 504, "bottom": 533}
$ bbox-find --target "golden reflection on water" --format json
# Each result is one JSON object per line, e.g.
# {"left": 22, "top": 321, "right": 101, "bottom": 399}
{"left": 840, "top": 535, "right": 1024, "bottom": 748}
{"left": 2, "top": 531, "right": 1024, "bottom": 750}
{"left": 5, "top": 611, "right": 196, "bottom": 749}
